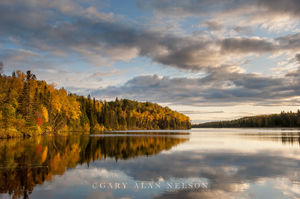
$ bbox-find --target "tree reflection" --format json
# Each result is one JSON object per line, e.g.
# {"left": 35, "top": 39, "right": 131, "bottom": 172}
{"left": 0, "top": 134, "right": 188, "bottom": 199}
{"left": 281, "top": 132, "right": 300, "bottom": 145}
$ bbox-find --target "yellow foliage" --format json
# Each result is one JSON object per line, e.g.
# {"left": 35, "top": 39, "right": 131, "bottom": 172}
{"left": 83, "top": 123, "right": 90, "bottom": 132}
{"left": 37, "top": 126, "right": 41, "bottom": 134}
{"left": 41, "top": 146, "right": 48, "bottom": 163}
{"left": 93, "top": 123, "right": 104, "bottom": 132}
{"left": 42, "top": 106, "right": 48, "bottom": 122}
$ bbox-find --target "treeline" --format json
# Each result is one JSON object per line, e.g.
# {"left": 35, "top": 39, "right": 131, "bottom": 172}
{"left": 192, "top": 111, "right": 300, "bottom": 128}
{"left": 0, "top": 71, "right": 191, "bottom": 138}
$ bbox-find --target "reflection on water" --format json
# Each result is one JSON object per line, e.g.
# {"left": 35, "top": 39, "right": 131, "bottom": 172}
{"left": 0, "top": 133, "right": 188, "bottom": 199}
{"left": 0, "top": 129, "right": 300, "bottom": 199}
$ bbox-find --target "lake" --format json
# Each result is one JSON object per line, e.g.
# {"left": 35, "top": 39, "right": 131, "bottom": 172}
{"left": 0, "top": 128, "right": 300, "bottom": 199}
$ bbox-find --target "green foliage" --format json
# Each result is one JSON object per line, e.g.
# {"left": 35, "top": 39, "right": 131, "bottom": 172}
{"left": 74, "top": 93, "right": 191, "bottom": 132}
{"left": 0, "top": 71, "right": 191, "bottom": 137}
{"left": 193, "top": 110, "right": 300, "bottom": 128}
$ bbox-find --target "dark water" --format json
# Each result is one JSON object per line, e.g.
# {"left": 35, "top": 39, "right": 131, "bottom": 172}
{"left": 0, "top": 128, "right": 300, "bottom": 199}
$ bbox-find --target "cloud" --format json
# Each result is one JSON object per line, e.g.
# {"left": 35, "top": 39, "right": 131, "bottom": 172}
{"left": 91, "top": 65, "right": 300, "bottom": 106}
{"left": 204, "top": 21, "right": 223, "bottom": 31}
{"left": 220, "top": 38, "right": 276, "bottom": 54}
{"left": 137, "top": 0, "right": 233, "bottom": 17}
{"left": 89, "top": 69, "right": 126, "bottom": 81}
{"left": 0, "top": 0, "right": 123, "bottom": 67}
{"left": 138, "top": 0, "right": 300, "bottom": 18}
{"left": 233, "top": 26, "right": 253, "bottom": 35}
{"left": 0, "top": 2, "right": 224, "bottom": 71}
{"left": 138, "top": 0, "right": 300, "bottom": 34}
{"left": 296, "top": 54, "right": 300, "bottom": 62}
{"left": 277, "top": 33, "right": 300, "bottom": 50}
{"left": 256, "top": 0, "right": 300, "bottom": 17}
{"left": 1, "top": 0, "right": 300, "bottom": 75}
{"left": 3, "top": 0, "right": 300, "bottom": 73}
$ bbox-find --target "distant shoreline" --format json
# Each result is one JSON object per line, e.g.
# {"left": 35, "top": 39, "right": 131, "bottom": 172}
{"left": 192, "top": 111, "right": 300, "bottom": 128}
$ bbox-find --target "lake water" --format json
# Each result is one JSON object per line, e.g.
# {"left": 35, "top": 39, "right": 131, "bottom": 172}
{"left": 0, "top": 128, "right": 300, "bottom": 199}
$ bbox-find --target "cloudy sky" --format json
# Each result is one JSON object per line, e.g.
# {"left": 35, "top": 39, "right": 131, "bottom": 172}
{"left": 1, "top": 0, "right": 300, "bottom": 123}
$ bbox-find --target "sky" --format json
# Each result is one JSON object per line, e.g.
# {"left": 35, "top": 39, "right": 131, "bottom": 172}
{"left": 1, "top": 0, "right": 300, "bottom": 123}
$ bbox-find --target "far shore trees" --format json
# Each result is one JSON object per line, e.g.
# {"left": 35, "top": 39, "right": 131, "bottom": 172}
{"left": 193, "top": 111, "right": 300, "bottom": 128}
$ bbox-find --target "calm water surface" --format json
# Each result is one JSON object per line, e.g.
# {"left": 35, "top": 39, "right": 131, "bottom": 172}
{"left": 0, "top": 128, "right": 300, "bottom": 199}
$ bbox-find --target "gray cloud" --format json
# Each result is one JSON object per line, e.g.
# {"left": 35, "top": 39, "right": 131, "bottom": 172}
{"left": 296, "top": 54, "right": 300, "bottom": 62}
{"left": 220, "top": 38, "right": 276, "bottom": 53}
{"left": 91, "top": 65, "right": 300, "bottom": 106}
{"left": 138, "top": 0, "right": 300, "bottom": 18}
{"left": 0, "top": 0, "right": 219, "bottom": 70}
{"left": 233, "top": 26, "right": 253, "bottom": 35}
{"left": 0, "top": 0, "right": 138, "bottom": 67}
{"left": 277, "top": 33, "right": 300, "bottom": 50}
{"left": 204, "top": 21, "right": 223, "bottom": 31}
{"left": 137, "top": 0, "right": 236, "bottom": 17}
{"left": 256, "top": 0, "right": 300, "bottom": 17}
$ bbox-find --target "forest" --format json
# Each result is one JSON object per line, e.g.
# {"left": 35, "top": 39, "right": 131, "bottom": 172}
{"left": 193, "top": 111, "right": 300, "bottom": 128}
{"left": 0, "top": 71, "right": 191, "bottom": 138}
